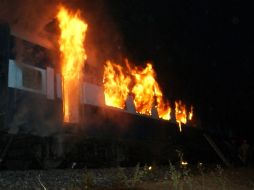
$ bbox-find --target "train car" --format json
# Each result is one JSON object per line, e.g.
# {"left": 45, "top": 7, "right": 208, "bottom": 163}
{"left": 0, "top": 23, "right": 220, "bottom": 169}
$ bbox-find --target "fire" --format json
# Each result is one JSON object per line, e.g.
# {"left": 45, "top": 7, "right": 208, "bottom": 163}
{"left": 131, "top": 63, "right": 156, "bottom": 115}
{"left": 181, "top": 161, "right": 188, "bottom": 166}
{"left": 57, "top": 6, "right": 88, "bottom": 123}
{"left": 130, "top": 63, "right": 171, "bottom": 119}
{"left": 103, "top": 61, "right": 171, "bottom": 120}
{"left": 154, "top": 82, "right": 171, "bottom": 120}
{"left": 188, "top": 106, "right": 194, "bottom": 120}
{"left": 56, "top": 5, "right": 193, "bottom": 127}
{"left": 103, "top": 60, "right": 131, "bottom": 109}
{"left": 175, "top": 100, "right": 187, "bottom": 132}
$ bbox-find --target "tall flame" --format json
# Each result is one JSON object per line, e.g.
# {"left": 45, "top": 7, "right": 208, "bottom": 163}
{"left": 103, "top": 60, "right": 131, "bottom": 109}
{"left": 57, "top": 6, "right": 88, "bottom": 123}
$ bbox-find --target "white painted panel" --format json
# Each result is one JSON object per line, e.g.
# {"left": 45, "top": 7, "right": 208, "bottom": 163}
{"left": 8, "top": 60, "right": 17, "bottom": 88}
{"left": 16, "top": 64, "right": 22, "bottom": 88}
{"left": 126, "top": 95, "right": 136, "bottom": 114}
{"left": 56, "top": 74, "right": 62, "bottom": 99}
{"left": 46, "top": 67, "right": 54, "bottom": 99}
{"left": 82, "top": 82, "right": 105, "bottom": 106}
{"left": 8, "top": 60, "right": 22, "bottom": 88}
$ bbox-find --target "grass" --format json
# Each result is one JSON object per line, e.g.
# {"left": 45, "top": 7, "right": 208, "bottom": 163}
{"left": 66, "top": 163, "right": 148, "bottom": 190}
{"left": 67, "top": 168, "right": 95, "bottom": 190}
{"left": 212, "top": 165, "right": 227, "bottom": 190}
{"left": 33, "top": 163, "right": 254, "bottom": 190}
{"left": 168, "top": 161, "right": 181, "bottom": 190}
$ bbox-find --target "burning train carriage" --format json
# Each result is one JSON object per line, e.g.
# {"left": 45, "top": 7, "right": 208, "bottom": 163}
{"left": 0, "top": 22, "right": 220, "bottom": 169}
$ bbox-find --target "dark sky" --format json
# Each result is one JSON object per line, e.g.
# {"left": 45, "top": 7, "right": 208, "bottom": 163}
{"left": 82, "top": 1, "right": 254, "bottom": 139}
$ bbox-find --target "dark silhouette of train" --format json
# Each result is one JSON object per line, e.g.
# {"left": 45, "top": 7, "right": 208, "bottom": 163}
{"left": 0, "top": 23, "right": 224, "bottom": 169}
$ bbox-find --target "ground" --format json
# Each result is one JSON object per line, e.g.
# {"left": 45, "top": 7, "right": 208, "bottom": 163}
{"left": 0, "top": 166, "right": 254, "bottom": 189}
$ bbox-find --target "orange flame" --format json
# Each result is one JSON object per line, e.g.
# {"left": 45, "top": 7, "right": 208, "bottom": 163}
{"left": 56, "top": 5, "right": 194, "bottom": 128}
{"left": 130, "top": 63, "right": 171, "bottom": 119}
{"left": 175, "top": 100, "right": 187, "bottom": 132}
{"left": 57, "top": 6, "right": 88, "bottom": 123}
{"left": 188, "top": 106, "right": 194, "bottom": 120}
{"left": 103, "top": 61, "right": 171, "bottom": 120}
{"left": 103, "top": 60, "right": 131, "bottom": 109}
{"left": 131, "top": 63, "right": 156, "bottom": 115}
{"left": 154, "top": 82, "right": 171, "bottom": 120}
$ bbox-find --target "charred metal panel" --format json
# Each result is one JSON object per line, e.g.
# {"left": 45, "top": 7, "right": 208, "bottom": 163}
{"left": 151, "top": 104, "right": 159, "bottom": 119}
{"left": 56, "top": 74, "right": 62, "bottom": 99}
{"left": 79, "top": 104, "right": 177, "bottom": 141}
{"left": 0, "top": 24, "right": 10, "bottom": 130}
{"left": 81, "top": 82, "right": 105, "bottom": 106}
{"left": 126, "top": 96, "right": 136, "bottom": 114}
{"left": 72, "top": 104, "right": 216, "bottom": 165}
{"left": 46, "top": 67, "right": 54, "bottom": 100}
{"left": 0, "top": 24, "right": 9, "bottom": 74}
{"left": 7, "top": 89, "right": 62, "bottom": 136}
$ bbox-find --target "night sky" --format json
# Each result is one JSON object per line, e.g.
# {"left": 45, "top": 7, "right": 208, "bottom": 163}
{"left": 81, "top": 1, "right": 253, "bottom": 140}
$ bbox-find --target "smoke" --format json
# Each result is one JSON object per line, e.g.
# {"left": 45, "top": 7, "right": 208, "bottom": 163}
{"left": 0, "top": 0, "right": 125, "bottom": 77}
{"left": 0, "top": 0, "right": 57, "bottom": 33}
{"left": 1, "top": 0, "right": 130, "bottom": 134}
{"left": 0, "top": 0, "right": 61, "bottom": 134}
{"left": 77, "top": 0, "right": 125, "bottom": 84}
{"left": 0, "top": 0, "right": 58, "bottom": 50}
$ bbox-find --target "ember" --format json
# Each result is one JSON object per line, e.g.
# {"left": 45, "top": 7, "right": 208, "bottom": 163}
{"left": 57, "top": 6, "right": 88, "bottom": 123}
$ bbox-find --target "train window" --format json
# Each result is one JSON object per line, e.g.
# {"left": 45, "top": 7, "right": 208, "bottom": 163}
{"left": 8, "top": 60, "right": 46, "bottom": 94}
{"left": 22, "top": 66, "right": 42, "bottom": 90}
